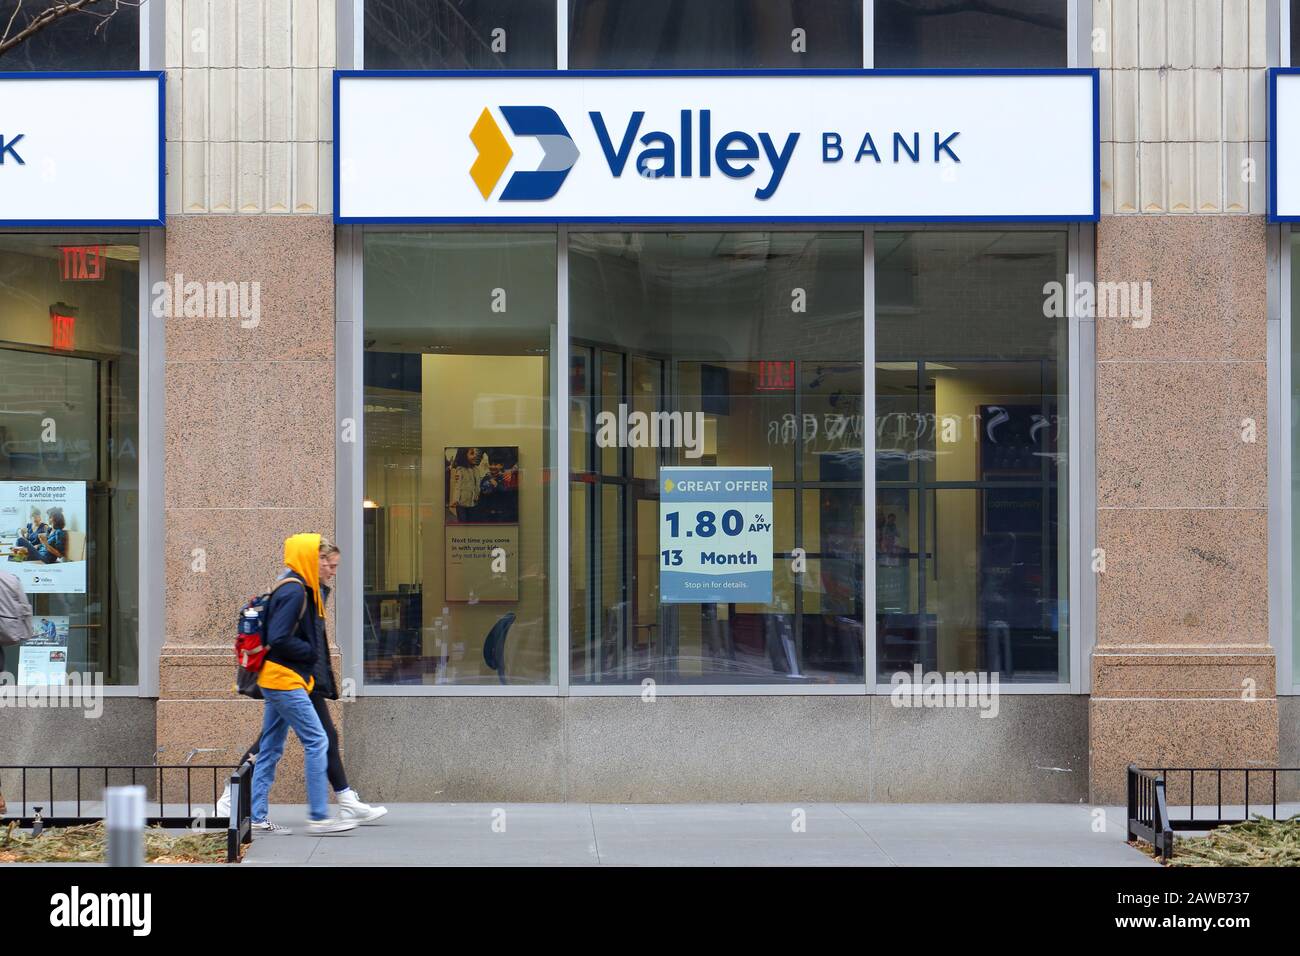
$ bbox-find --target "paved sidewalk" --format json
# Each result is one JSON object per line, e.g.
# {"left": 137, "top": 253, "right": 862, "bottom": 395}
{"left": 241, "top": 803, "right": 1159, "bottom": 866}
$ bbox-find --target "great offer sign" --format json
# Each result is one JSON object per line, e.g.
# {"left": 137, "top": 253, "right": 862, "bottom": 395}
{"left": 659, "top": 467, "right": 773, "bottom": 605}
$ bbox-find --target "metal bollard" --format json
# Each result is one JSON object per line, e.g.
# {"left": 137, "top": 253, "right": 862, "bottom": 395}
{"left": 106, "top": 785, "right": 146, "bottom": 867}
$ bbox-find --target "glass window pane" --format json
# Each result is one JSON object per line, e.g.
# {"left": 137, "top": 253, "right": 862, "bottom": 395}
{"left": 364, "top": 0, "right": 556, "bottom": 69}
{"left": 1292, "top": 233, "right": 1300, "bottom": 686}
{"left": 570, "top": 231, "right": 864, "bottom": 685}
{"left": 362, "top": 233, "right": 556, "bottom": 685}
{"left": 875, "top": 231, "right": 1068, "bottom": 683}
{"left": 570, "top": 0, "right": 863, "bottom": 69}
{"left": 874, "top": 0, "right": 1067, "bottom": 68}
{"left": 0, "top": 235, "right": 139, "bottom": 685}
{"left": 0, "top": 1, "right": 139, "bottom": 69}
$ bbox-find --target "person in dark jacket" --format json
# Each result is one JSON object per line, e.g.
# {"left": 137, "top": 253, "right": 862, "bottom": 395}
{"left": 246, "top": 533, "right": 356, "bottom": 835}
{"left": 221, "top": 537, "right": 386, "bottom": 825}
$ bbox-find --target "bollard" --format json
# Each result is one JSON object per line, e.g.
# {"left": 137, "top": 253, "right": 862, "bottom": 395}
{"left": 106, "top": 785, "right": 146, "bottom": 867}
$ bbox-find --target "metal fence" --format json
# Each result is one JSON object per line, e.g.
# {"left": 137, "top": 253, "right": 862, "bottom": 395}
{"left": 0, "top": 762, "right": 253, "bottom": 863}
{"left": 1126, "top": 763, "right": 1300, "bottom": 862}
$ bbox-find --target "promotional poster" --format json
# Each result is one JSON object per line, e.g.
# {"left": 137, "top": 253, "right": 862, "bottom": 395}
{"left": 660, "top": 466, "right": 773, "bottom": 605}
{"left": 0, "top": 481, "right": 88, "bottom": 594}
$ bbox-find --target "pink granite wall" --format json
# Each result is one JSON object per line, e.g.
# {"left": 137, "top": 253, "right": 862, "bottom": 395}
{"left": 1090, "top": 215, "right": 1277, "bottom": 804}
{"left": 158, "top": 215, "right": 336, "bottom": 804}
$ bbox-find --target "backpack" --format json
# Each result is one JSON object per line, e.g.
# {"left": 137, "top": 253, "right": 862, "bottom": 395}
{"left": 233, "top": 577, "right": 306, "bottom": 698}
{"left": 0, "top": 570, "right": 34, "bottom": 648}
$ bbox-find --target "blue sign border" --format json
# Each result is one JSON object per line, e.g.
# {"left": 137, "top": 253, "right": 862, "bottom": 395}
{"left": 333, "top": 67, "right": 1101, "bottom": 225}
{"left": 0, "top": 71, "right": 165, "bottom": 228}
{"left": 1270, "top": 67, "right": 1299, "bottom": 222}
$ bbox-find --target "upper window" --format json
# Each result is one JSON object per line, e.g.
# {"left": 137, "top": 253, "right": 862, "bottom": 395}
{"left": 569, "top": 0, "right": 862, "bottom": 69}
{"left": 364, "top": 0, "right": 556, "bottom": 69}
{"left": 874, "top": 0, "right": 1067, "bottom": 68}
{"left": 0, "top": 0, "right": 139, "bottom": 70}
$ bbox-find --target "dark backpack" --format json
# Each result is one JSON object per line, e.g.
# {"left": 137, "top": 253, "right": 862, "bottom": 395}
{"left": 233, "top": 578, "right": 306, "bottom": 699}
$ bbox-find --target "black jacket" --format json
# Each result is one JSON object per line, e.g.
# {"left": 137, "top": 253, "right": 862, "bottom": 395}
{"left": 309, "top": 584, "right": 339, "bottom": 700}
{"left": 262, "top": 571, "right": 320, "bottom": 686}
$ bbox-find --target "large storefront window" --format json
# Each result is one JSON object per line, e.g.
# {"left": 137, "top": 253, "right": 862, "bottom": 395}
{"left": 0, "top": 235, "right": 140, "bottom": 684}
{"left": 364, "top": 0, "right": 557, "bottom": 69}
{"left": 569, "top": 0, "right": 862, "bottom": 68}
{"left": 874, "top": 0, "right": 1067, "bottom": 68}
{"left": 875, "top": 231, "right": 1069, "bottom": 683}
{"left": 569, "top": 232, "right": 865, "bottom": 685}
{"left": 362, "top": 233, "right": 556, "bottom": 685}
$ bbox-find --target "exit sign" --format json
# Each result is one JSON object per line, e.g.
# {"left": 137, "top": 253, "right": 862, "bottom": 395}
{"left": 756, "top": 361, "right": 795, "bottom": 391}
{"left": 60, "top": 245, "right": 104, "bottom": 281}
{"left": 50, "top": 311, "right": 75, "bottom": 351}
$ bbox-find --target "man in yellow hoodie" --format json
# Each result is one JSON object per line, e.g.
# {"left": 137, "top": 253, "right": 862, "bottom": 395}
{"left": 248, "top": 533, "right": 356, "bottom": 835}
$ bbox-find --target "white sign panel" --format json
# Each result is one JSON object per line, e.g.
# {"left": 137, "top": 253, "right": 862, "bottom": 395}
{"left": 336, "top": 70, "right": 1098, "bottom": 223}
{"left": 1271, "top": 70, "right": 1300, "bottom": 220}
{"left": 0, "top": 73, "right": 163, "bottom": 225}
{"left": 0, "top": 481, "right": 88, "bottom": 594}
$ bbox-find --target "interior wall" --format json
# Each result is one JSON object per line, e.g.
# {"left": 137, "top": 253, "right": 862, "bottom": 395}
{"left": 419, "top": 353, "right": 549, "bottom": 683}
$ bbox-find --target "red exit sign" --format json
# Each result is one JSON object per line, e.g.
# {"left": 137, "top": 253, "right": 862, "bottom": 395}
{"left": 60, "top": 245, "right": 105, "bottom": 281}
{"left": 50, "top": 312, "right": 76, "bottom": 351}
{"left": 756, "top": 360, "right": 796, "bottom": 391}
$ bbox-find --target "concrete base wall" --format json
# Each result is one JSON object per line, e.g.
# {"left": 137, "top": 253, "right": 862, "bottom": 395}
{"left": 0, "top": 699, "right": 157, "bottom": 802}
{"left": 340, "top": 695, "right": 1088, "bottom": 803}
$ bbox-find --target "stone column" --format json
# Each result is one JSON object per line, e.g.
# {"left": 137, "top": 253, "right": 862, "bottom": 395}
{"left": 1088, "top": 0, "right": 1278, "bottom": 805}
{"left": 1090, "top": 218, "right": 1276, "bottom": 803}
{"left": 156, "top": 0, "right": 338, "bottom": 801}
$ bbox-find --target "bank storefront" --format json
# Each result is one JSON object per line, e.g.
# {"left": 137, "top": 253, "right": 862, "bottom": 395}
{"left": 322, "top": 1, "right": 1099, "bottom": 800}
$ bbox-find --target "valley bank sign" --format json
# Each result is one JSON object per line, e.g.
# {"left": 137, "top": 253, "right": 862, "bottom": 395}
{"left": 335, "top": 69, "right": 1099, "bottom": 224}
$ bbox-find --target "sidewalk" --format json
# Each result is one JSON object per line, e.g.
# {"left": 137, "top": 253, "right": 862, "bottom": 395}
{"left": 241, "top": 803, "right": 1161, "bottom": 866}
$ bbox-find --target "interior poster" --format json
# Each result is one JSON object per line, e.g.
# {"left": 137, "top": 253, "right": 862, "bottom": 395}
{"left": 660, "top": 466, "right": 773, "bottom": 605}
{"left": 444, "top": 447, "right": 519, "bottom": 602}
{"left": 0, "top": 481, "right": 87, "bottom": 594}
{"left": 18, "top": 643, "right": 68, "bottom": 686}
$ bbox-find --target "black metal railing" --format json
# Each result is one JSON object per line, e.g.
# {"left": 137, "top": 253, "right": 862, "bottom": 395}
{"left": 1127, "top": 764, "right": 1173, "bottom": 860}
{"left": 1126, "top": 764, "right": 1300, "bottom": 861}
{"left": 0, "top": 763, "right": 254, "bottom": 863}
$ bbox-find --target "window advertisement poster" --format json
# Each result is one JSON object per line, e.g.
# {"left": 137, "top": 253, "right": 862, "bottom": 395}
{"left": 444, "top": 446, "right": 520, "bottom": 602}
{"left": 17, "top": 647, "right": 69, "bottom": 685}
{"left": 0, "top": 481, "right": 88, "bottom": 594}
{"left": 660, "top": 466, "right": 773, "bottom": 605}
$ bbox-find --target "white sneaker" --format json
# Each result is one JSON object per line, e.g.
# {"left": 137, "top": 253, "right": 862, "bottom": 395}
{"left": 336, "top": 787, "right": 389, "bottom": 824}
{"left": 307, "top": 816, "right": 358, "bottom": 835}
{"left": 252, "top": 820, "right": 292, "bottom": 835}
{"left": 216, "top": 784, "right": 231, "bottom": 817}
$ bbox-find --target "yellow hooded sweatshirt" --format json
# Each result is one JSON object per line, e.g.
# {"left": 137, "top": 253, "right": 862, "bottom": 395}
{"left": 257, "top": 532, "right": 326, "bottom": 693}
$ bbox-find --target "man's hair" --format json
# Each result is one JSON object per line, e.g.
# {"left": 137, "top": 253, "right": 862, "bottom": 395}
{"left": 318, "top": 536, "right": 341, "bottom": 557}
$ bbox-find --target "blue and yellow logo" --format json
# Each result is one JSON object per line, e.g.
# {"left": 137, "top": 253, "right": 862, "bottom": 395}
{"left": 470, "top": 106, "right": 579, "bottom": 201}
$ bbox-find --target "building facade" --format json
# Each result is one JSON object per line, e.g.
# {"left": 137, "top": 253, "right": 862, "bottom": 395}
{"left": 0, "top": 0, "right": 1295, "bottom": 805}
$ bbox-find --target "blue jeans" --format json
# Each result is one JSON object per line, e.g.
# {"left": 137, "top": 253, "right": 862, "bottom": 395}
{"left": 250, "top": 686, "right": 330, "bottom": 822}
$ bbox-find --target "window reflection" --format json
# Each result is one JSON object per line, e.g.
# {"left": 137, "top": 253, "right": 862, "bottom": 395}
{"left": 875, "top": 231, "right": 1069, "bottom": 683}
{"left": 569, "top": 232, "right": 865, "bottom": 685}
{"left": 362, "top": 233, "right": 556, "bottom": 685}
{"left": 570, "top": 0, "right": 862, "bottom": 69}
{"left": 875, "top": 0, "right": 1067, "bottom": 68}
